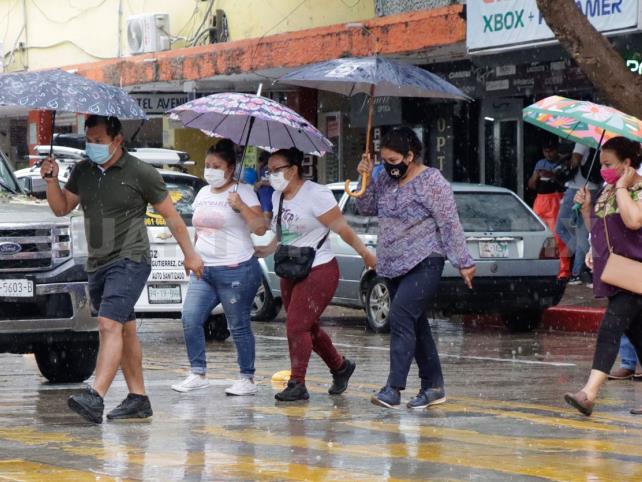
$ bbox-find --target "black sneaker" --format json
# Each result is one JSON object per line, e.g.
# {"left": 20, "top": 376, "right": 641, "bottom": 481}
{"left": 68, "top": 387, "right": 104, "bottom": 424}
{"left": 275, "top": 380, "right": 310, "bottom": 402}
{"left": 567, "top": 276, "right": 582, "bottom": 286}
{"left": 106, "top": 393, "right": 153, "bottom": 421}
{"left": 329, "top": 358, "right": 356, "bottom": 395}
{"left": 407, "top": 387, "right": 447, "bottom": 409}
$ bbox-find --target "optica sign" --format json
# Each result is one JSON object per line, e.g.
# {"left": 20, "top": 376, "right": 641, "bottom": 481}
{"left": 468, "top": 0, "right": 641, "bottom": 53}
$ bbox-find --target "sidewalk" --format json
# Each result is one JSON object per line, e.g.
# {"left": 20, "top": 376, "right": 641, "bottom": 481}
{"left": 542, "top": 283, "right": 606, "bottom": 333}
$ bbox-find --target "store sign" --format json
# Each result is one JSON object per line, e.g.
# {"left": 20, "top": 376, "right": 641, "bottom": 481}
{"left": 627, "top": 57, "right": 642, "bottom": 74}
{"left": 468, "top": 0, "right": 640, "bottom": 53}
{"left": 132, "top": 93, "right": 189, "bottom": 115}
{"left": 350, "top": 95, "right": 402, "bottom": 128}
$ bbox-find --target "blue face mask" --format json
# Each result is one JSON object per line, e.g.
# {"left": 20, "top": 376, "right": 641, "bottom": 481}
{"left": 85, "top": 142, "right": 115, "bottom": 165}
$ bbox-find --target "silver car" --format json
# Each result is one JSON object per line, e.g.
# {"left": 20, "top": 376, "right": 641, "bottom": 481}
{"left": 257, "top": 182, "right": 566, "bottom": 332}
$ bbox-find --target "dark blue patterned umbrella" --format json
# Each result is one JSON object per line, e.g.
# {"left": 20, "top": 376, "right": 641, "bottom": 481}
{"left": 279, "top": 56, "right": 470, "bottom": 101}
{"left": 279, "top": 56, "right": 470, "bottom": 197}
{"left": 0, "top": 69, "right": 146, "bottom": 119}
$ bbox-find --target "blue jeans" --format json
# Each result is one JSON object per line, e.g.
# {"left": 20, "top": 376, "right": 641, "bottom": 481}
{"left": 620, "top": 335, "right": 639, "bottom": 371}
{"left": 555, "top": 188, "right": 595, "bottom": 277}
{"left": 386, "top": 256, "right": 445, "bottom": 390}
{"left": 181, "top": 257, "right": 262, "bottom": 377}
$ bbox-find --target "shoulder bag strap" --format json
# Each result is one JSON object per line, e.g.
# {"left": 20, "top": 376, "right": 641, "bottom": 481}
{"left": 316, "top": 228, "right": 331, "bottom": 250}
{"left": 276, "top": 193, "right": 285, "bottom": 242}
{"left": 603, "top": 192, "right": 616, "bottom": 253}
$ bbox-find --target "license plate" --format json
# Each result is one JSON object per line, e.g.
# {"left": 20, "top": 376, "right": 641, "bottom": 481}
{"left": 479, "top": 241, "right": 509, "bottom": 258}
{"left": 0, "top": 279, "right": 34, "bottom": 298}
{"left": 148, "top": 284, "right": 182, "bottom": 304}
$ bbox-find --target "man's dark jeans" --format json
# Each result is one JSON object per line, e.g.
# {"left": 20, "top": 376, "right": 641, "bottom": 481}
{"left": 385, "top": 256, "right": 445, "bottom": 390}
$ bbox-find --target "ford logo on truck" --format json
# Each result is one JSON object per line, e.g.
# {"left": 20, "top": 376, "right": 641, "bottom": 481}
{"left": 0, "top": 242, "right": 22, "bottom": 255}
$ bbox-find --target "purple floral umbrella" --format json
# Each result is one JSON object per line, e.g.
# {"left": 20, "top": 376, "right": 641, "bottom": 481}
{"left": 168, "top": 93, "right": 333, "bottom": 156}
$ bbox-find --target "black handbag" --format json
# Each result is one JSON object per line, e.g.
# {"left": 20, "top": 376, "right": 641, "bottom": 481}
{"left": 274, "top": 193, "right": 329, "bottom": 281}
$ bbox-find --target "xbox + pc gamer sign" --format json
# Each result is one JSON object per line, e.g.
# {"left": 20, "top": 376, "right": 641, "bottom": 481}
{"left": 468, "top": 0, "right": 640, "bottom": 53}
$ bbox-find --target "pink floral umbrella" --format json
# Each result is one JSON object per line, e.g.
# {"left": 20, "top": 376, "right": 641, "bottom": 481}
{"left": 523, "top": 95, "right": 642, "bottom": 148}
{"left": 168, "top": 92, "right": 332, "bottom": 156}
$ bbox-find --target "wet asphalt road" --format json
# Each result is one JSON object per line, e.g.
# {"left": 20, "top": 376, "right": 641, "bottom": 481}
{"left": 2, "top": 308, "right": 642, "bottom": 481}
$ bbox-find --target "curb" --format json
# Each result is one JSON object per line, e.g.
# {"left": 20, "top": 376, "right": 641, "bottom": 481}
{"left": 542, "top": 306, "right": 605, "bottom": 333}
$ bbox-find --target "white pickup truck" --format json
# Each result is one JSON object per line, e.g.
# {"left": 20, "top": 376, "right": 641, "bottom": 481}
{"left": 0, "top": 149, "right": 97, "bottom": 383}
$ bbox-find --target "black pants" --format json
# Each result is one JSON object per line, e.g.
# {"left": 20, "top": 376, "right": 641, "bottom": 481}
{"left": 386, "top": 256, "right": 445, "bottom": 390}
{"left": 593, "top": 292, "right": 642, "bottom": 373}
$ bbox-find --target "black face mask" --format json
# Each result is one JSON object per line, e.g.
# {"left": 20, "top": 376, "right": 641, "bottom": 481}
{"left": 384, "top": 161, "right": 409, "bottom": 180}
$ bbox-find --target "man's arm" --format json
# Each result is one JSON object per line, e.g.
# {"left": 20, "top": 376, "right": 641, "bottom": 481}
{"left": 40, "top": 158, "right": 79, "bottom": 216}
{"left": 152, "top": 195, "right": 204, "bottom": 278}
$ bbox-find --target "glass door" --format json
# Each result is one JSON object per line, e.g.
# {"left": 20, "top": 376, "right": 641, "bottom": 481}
{"left": 480, "top": 98, "right": 524, "bottom": 198}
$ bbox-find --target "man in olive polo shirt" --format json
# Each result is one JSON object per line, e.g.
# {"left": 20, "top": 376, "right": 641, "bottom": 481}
{"left": 41, "top": 115, "right": 203, "bottom": 424}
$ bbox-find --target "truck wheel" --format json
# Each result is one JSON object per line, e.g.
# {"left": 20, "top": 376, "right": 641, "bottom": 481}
{"left": 503, "top": 309, "right": 543, "bottom": 332}
{"left": 204, "top": 314, "right": 230, "bottom": 342}
{"left": 365, "top": 277, "right": 391, "bottom": 333}
{"left": 34, "top": 336, "right": 98, "bottom": 383}
{"left": 251, "top": 277, "right": 281, "bottom": 322}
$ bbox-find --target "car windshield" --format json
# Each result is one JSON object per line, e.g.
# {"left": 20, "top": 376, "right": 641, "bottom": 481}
{"left": 0, "top": 153, "right": 19, "bottom": 194}
{"left": 454, "top": 192, "right": 545, "bottom": 232}
{"left": 331, "top": 188, "right": 344, "bottom": 203}
{"left": 145, "top": 175, "right": 206, "bottom": 227}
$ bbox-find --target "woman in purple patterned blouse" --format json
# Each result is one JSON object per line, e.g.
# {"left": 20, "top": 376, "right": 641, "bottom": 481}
{"left": 356, "top": 127, "right": 476, "bottom": 409}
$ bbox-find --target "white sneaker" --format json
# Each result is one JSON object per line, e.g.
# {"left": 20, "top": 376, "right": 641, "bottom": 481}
{"left": 171, "top": 373, "right": 209, "bottom": 393}
{"left": 225, "top": 378, "right": 258, "bottom": 396}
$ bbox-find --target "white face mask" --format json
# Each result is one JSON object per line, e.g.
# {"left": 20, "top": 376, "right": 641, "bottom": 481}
{"left": 204, "top": 168, "right": 228, "bottom": 188}
{"left": 269, "top": 171, "right": 290, "bottom": 192}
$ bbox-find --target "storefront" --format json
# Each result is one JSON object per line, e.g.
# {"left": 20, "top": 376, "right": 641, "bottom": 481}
{"left": 457, "top": 0, "right": 642, "bottom": 200}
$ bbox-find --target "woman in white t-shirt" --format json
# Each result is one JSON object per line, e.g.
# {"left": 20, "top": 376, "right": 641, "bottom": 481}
{"left": 171, "top": 140, "right": 266, "bottom": 396}
{"left": 257, "top": 148, "right": 377, "bottom": 402}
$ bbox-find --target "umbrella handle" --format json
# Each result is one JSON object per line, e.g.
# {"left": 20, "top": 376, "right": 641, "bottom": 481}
{"left": 345, "top": 172, "right": 369, "bottom": 198}
{"left": 345, "top": 89, "right": 375, "bottom": 199}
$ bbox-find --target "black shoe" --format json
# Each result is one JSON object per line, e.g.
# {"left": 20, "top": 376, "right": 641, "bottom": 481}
{"left": 106, "top": 393, "right": 153, "bottom": 420}
{"left": 329, "top": 358, "right": 356, "bottom": 395}
{"left": 275, "top": 380, "right": 310, "bottom": 402}
{"left": 407, "top": 387, "right": 447, "bottom": 409}
{"left": 68, "top": 388, "right": 104, "bottom": 424}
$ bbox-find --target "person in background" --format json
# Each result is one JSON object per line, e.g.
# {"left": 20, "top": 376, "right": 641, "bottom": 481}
{"left": 565, "top": 136, "right": 642, "bottom": 416}
{"left": 255, "top": 151, "right": 274, "bottom": 221}
{"left": 256, "top": 147, "right": 376, "bottom": 402}
{"left": 527, "top": 139, "right": 571, "bottom": 279}
{"left": 41, "top": 115, "right": 203, "bottom": 423}
{"left": 555, "top": 143, "right": 599, "bottom": 286}
{"left": 356, "top": 127, "right": 475, "bottom": 409}
{"left": 171, "top": 139, "right": 266, "bottom": 396}
{"left": 608, "top": 335, "right": 642, "bottom": 380}
{"left": 241, "top": 162, "right": 258, "bottom": 186}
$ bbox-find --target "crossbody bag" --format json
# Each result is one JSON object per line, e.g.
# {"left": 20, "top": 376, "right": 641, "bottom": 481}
{"left": 600, "top": 209, "right": 642, "bottom": 295}
{"left": 274, "top": 193, "right": 330, "bottom": 281}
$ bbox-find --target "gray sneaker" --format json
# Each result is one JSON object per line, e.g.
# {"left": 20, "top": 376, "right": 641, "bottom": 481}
{"left": 107, "top": 393, "right": 153, "bottom": 420}
{"left": 407, "top": 387, "right": 447, "bottom": 409}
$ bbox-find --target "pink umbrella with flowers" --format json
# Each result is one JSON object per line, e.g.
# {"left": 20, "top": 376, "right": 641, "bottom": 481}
{"left": 523, "top": 95, "right": 642, "bottom": 210}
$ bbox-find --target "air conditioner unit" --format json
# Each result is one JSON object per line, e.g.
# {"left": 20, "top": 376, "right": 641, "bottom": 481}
{"left": 127, "top": 13, "right": 170, "bottom": 55}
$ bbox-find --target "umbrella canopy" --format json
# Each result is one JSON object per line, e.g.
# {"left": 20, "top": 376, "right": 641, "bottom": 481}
{"left": 523, "top": 96, "right": 642, "bottom": 149}
{"left": 168, "top": 93, "right": 333, "bottom": 156}
{"left": 278, "top": 56, "right": 471, "bottom": 100}
{"left": 0, "top": 69, "right": 146, "bottom": 119}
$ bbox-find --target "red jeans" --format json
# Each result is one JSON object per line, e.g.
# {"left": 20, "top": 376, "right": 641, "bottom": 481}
{"left": 280, "top": 258, "right": 343, "bottom": 383}
{"left": 534, "top": 192, "right": 571, "bottom": 278}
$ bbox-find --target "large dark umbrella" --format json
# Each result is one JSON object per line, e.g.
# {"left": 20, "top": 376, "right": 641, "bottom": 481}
{"left": 0, "top": 69, "right": 146, "bottom": 157}
{"left": 279, "top": 56, "right": 470, "bottom": 197}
